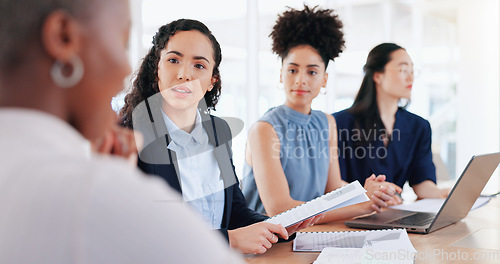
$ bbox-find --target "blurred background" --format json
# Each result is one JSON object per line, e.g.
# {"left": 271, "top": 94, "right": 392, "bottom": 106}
{"left": 116, "top": 0, "right": 499, "bottom": 194}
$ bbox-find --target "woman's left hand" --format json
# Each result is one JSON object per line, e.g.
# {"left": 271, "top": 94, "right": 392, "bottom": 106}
{"left": 364, "top": 174, "right": 403, "bottom": 212}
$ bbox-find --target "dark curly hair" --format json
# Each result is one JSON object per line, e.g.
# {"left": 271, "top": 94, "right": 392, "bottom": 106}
{"left": 120, "top": 19, "right": 222, "bottom": 128}
{"left": 270, "top": 5, "right": 345, "bottom": 68}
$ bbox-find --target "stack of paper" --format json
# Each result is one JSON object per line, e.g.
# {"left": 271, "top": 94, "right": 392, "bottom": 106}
{"left": 313, "top": 248, "right": 415, "bottom": 264}
{"left": 265, "top": 181, "right": 368, "bottom": 227}
{"left": 293, "top": 229, "right": 416, "bottom": 264}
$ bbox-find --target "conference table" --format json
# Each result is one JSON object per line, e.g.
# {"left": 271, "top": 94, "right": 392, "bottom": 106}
{"left": 245, "top": 197, "right": 500, "bottom": 264}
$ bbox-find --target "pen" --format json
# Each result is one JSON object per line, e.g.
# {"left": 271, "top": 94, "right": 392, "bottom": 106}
{"left": 395, "top": 191, "right": 403, "bottom": 201}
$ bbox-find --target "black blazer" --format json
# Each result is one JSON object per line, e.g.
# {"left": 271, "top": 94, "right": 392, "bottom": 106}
{"left": 133, "top": 94, "right": 267, "bottom": 240}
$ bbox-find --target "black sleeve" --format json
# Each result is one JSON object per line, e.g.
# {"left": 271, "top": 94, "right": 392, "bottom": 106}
{"left": 228, "top": 180, "right": 268, "bottom": 229}
{"left": 213, "top": 116, "right": 295, "bottom": 242}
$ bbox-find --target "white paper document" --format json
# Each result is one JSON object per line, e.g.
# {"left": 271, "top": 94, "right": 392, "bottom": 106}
{"left": 293, "top": 229, "right": 415, "bottom": 252}
{"left": 313, "top": 247, "right": 416, "bottom": 264}
{"left": 294, "top": 229, "right": 417, "bottom": 264}
{"left": 389, "top": 196, "right": 491, "bottom": 213}
{"left": 265, "top": 181, "right": 368, "bottom": 227}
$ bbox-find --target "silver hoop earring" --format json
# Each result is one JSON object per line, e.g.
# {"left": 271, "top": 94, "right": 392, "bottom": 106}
{"left": 51, "top": 55, "right": 84, "bottom": 88}
{"left": 320, "top": 87, "right": 327, "bottom": 95}
{"left": 276, "top": 82, "right": 284, "bottom": 90}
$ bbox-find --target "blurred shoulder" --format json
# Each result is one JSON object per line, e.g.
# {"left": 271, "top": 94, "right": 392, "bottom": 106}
{"left": 85, "top": 155, "right": 179, "bottom": 201}
{"left": 324, "top": 112, "right": 337, "bottom": 129}
{"left": 398, "top": 108, "right": 431, "bottom": 128}
{"left": 332, "top": 109, "right": 354, "bottom": 128}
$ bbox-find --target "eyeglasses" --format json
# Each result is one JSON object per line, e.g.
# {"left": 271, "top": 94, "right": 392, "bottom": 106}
{"left": 397, "top": 66, "right": 421, "bottom": 78}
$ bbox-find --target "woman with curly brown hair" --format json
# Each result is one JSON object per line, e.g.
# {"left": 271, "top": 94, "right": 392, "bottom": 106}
{"left": 242, "top": 5, "right": 401, "bottom": 223}
{"left": 119, "top": 19, "right": 321, "bottom": 254}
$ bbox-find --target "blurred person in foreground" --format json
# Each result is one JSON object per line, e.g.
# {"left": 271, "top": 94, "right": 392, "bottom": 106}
{"left": 0, "top": 0, "right": 244, "bottom": 263}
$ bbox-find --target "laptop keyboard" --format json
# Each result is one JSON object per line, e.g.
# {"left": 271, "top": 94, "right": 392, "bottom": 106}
{"left": 387, "top": 213, "right": 435, "bottom": 226}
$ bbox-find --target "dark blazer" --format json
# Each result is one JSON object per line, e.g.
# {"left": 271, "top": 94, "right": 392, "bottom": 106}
{"left": 333, "top": 108, "right": 436, "bottom": 188}
{"left": 132, "top": 94, "right": 267, "bottom": 240}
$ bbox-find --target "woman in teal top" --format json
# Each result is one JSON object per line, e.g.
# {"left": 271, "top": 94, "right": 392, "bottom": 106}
{"left": 242, "top": 5, "right": 399, "bottom": 221}
{"left": 243, "top": 105, "right": 330, "bottom": 213}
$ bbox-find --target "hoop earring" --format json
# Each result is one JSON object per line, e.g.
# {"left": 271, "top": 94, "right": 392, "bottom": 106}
{"left": 320, "top": 87, "right": 327, "bottom": 94}
{"left": 50, "top": 55, "right": 84, "bottom": 88}
{"left": 276, "top": 82, "right": 284, "bottom": 90}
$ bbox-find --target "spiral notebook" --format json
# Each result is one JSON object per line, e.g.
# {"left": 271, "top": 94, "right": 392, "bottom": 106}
{"left": 293, "top": 229, "right": 415, "bottom": 252}
{"left": 265, "top": 181, "right": 368, "bottom": 228}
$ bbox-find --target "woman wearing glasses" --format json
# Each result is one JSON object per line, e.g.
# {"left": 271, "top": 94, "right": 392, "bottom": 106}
{"left": 333, "top": 43, "right": 449, "bottom": 199}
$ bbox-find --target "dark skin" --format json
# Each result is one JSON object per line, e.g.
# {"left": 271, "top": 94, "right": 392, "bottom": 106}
{"left": 0, "top": 1, "right": 322, "bottom": 255}
{"left": 0, "top": 1, "right": 132, "bottom": 146}
{"left": 0, "top": 44, "right": 65, "bottom": 119}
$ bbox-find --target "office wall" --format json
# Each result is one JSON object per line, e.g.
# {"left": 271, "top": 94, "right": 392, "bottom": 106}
{"left": 456, "top": 0, "right": 499, "bottom": 193}
{"left": 123, "top": 0, "right": 500, "bottom": 189}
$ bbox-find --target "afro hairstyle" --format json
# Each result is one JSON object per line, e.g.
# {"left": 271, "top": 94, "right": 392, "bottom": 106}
{"left": 270, "top": 5, "right": 345, "bottom": 68}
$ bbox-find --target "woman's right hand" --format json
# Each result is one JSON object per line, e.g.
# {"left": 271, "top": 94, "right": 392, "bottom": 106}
{"left": 227, "top": 222, "right": 288, "bottom": 254}
{"left": 364, "top": 174, "right": 403, "bottom": 212}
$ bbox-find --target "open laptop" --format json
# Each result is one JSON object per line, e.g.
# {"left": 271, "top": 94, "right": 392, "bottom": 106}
{"left": 345, "top": 152, "right": 500, "bottom": 234}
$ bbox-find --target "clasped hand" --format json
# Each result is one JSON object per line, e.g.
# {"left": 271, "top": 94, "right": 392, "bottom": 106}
{"left": 91, "top": 124, "right": 142, "bottom": 165}
{"left": 364, "top": 174, "right": 403, "bottom": 213}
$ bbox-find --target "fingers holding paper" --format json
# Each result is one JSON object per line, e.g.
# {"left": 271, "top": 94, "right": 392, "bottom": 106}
{"left": 227, "top": 222, "right": 288, "bottom": 254}
{"left": 285, "top": 213, "right": 325, "bottom": 236}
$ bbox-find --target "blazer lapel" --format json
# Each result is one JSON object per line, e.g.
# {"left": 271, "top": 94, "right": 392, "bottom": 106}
{"left": 201, "top": 111, "right": 237, "bottom": 189}
{"left": 201, "top": 110, "right": 235, "bottom": 229}
{"left": 146, "top": 94, "right": 182, "bottom": 192}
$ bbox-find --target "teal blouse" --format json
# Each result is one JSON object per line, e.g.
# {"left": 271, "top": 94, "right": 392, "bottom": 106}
{"left": 241, "top": 105, "right": 330, "bottom": 214}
